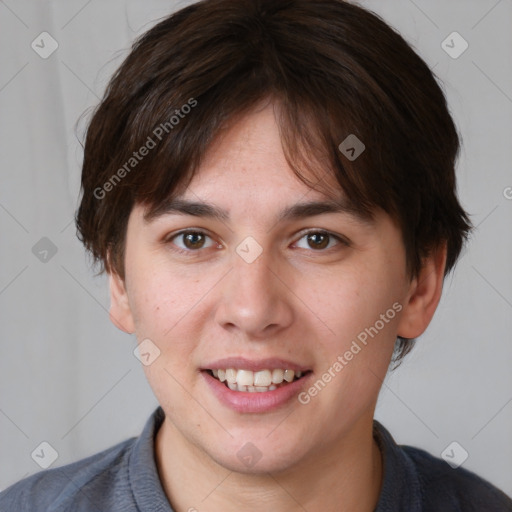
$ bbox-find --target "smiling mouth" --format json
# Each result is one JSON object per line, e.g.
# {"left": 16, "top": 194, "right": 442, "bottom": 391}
{"left": 206, "top": 368, "right": 310, "bottom": 393}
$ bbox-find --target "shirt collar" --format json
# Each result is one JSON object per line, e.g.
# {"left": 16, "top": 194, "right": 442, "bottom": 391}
{"left": 129, "top": 406, "right": 174, "bottom": 512}
{"left": 373, "top": 419, "right": 423, "bottom": 511}
{"left": 129, "top": 407, "right": 423, "bottom": 512}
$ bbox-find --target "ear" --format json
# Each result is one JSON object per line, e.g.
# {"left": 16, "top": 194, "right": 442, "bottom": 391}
{"left": 397, "top": 243, "right": 447, "bottom": 339}
{"left": 108, "top": 270, "right": 135, "bottom": 334}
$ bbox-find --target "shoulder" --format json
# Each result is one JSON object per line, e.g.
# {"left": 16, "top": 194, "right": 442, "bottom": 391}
{"left": 373, "top": 420, "right": 512, "bottom": 512}
{"left": 403, "top": 445, "right": 512, "bottom": 511}
{"left": 0, "top": 436, "right": 137, "bottom": 512}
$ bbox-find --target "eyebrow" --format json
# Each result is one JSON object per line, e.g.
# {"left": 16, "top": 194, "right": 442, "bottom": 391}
{"left": 144, "top": 197, "right": 374, "bottom": 225}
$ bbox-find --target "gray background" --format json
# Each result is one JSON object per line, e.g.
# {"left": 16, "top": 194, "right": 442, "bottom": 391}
{"left": 1, "top": 0, "right": 511, "bottom": 497}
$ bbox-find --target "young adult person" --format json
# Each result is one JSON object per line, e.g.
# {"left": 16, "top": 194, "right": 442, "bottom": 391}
{"left": 2, "top": 0, "right": 511, "bottom": 510}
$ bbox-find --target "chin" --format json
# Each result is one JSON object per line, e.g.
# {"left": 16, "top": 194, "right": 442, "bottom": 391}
{"left": 204, "top": 435, "right": 309, "bottom": 475}
{"left": 212, "top": 451, "right": 301, "bottom": 475}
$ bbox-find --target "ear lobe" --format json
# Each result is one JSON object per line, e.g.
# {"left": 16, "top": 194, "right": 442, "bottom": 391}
{"left": 397, "top": 244, "right": 447, "bottom": 339}
{"left": 109, "top": 271, "right": 135, "bottom": 334}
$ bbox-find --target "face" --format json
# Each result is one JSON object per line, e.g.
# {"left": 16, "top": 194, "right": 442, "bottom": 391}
{"left": 110, "top": 103, "right": 438, "bottom": 474}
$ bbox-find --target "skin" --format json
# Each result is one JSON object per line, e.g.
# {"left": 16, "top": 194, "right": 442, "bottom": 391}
{"left": 109, "top": 102, "right": 447, "bottom": 512}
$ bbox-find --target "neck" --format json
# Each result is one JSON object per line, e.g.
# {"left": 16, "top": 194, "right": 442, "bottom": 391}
{"left": 155, "top": 414, "right": 383, "bottom": 512}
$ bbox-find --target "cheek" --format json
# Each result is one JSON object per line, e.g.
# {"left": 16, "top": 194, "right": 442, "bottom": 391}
{"left": 302, "top": 273, "right": 400, "bottom": 430}
{"left": 320, "top": 263, "right": 400, "bottom": 340}
{"left": 128, "top": 267, "right": 203, "bottom": 401}
{"left": 307, "top": 254, "right": 403, "bottom": 401}
{"left": 126, "top": 259, "right": 220, "bottom": 367}
{"left": 126, "top": 258, "right": 193, "bottom": 332}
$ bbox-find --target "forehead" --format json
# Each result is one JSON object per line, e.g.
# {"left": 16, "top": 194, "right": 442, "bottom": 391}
{"left": 142, "top": 103, "right": 375, "bottom": 227}
{"left": 187, "top": 102, "right": 338, "bottom": 190}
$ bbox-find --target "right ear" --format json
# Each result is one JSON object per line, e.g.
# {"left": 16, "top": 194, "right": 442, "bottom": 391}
{"left": 108, "top": 270, "right": 135, "bottom": 334}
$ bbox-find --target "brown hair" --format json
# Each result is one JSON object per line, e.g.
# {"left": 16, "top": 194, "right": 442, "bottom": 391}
{"left": 76, "top": 0, "right": 472, "bottom": 362}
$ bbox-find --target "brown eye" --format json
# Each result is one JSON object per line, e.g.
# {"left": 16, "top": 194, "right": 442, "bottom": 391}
{"left": 167, "top": 230, "right": 217, "bottom": 255}
{"left": 295, "top": 230, "right": 347, "bottom": 251}
{"left": 306, "top": 232, "right": 330, "bottom": 250}
{"left": 182, "top": 232, "right": 206, "bottom": 250}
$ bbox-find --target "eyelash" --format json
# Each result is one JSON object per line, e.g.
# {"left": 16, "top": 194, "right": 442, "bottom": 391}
{"left": 164, "top": 229, "right": 350, "bottom": 257}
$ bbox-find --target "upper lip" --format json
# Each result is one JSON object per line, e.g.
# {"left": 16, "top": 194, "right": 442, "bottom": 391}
{"left": 201, "top": 357, "right": 311, "bottom": 373}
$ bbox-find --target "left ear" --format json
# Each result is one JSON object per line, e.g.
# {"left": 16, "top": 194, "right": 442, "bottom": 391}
{"left": 397, "top": 243, "right": 447, "bottom": 339}
{"left": 109, "top": 270, "right": 136, "bottom": 335}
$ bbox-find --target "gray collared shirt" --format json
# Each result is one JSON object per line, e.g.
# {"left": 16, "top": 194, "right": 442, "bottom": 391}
{"left": 1, "top": 407, "right": 511, "bottom": 511}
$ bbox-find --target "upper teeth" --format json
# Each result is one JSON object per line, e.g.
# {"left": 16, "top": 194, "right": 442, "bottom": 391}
{"left": 212, "top": 368, "right": 302, "bottom": 387}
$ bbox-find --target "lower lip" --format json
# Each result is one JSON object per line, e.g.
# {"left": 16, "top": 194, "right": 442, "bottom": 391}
{"left": 202, "top": 371, "right": 312, "bottom": 413}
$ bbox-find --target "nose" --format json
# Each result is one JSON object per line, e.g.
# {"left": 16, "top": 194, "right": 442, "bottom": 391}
{"left": 213, "top": 246, "right": 295, "bottom": 339}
